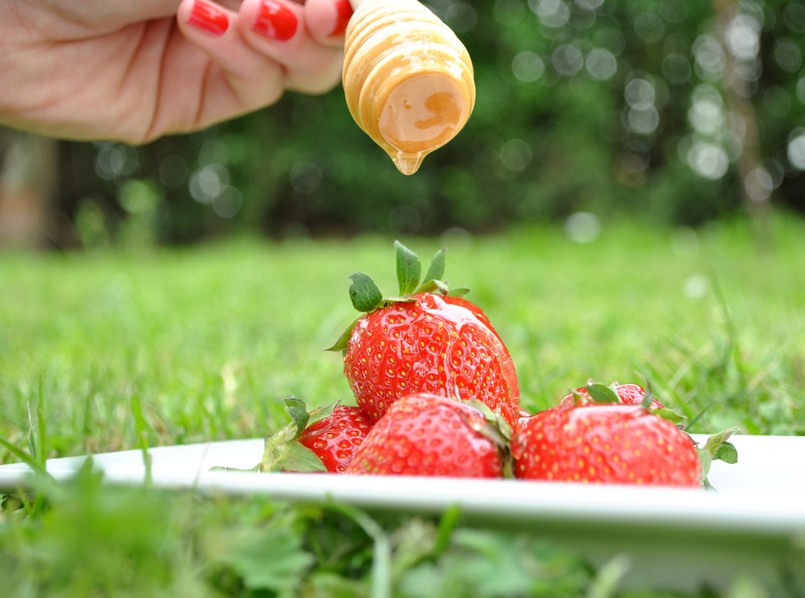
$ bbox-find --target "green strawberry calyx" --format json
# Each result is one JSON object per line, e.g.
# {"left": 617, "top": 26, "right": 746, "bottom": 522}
{"left": 461, "top": 399, "right": 516, "bottom": 478}
{"left": 696, "top": 426, "right": 740, "bottom": 489}
{"left": 577, "top": 381, "right": 688, "bottom": 425}
{"left": 575, "top": 382, "right": 621, "bottom": 404}
{"left": 210, "top": 397, "right": 334, "bottom": 474}
{"left": 257, "top": 396, "right": 338, "bottom": 473}
{"left": 328, "top": 240, "right": 468, "bottom": 352}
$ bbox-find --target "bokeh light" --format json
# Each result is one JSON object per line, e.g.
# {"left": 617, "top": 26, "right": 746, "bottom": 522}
{"left": 512, "top": 51, "right": 546, "bottom": 82}
{"left": 725, "top": 14, "right": 761, "bottom": 61}
{"left": 189, "top": 163, "right": 229, "bottom": 205}
{"left": 585, "top": 48, "right": 617, "bottom": 80}
{"left": 787, "top": 130, "right": 805, "bottom": 170}
{"left": 564, "top": 212, "right": 601, "bottom": 243}
{"left": 530, "top": 0, "right": 570, "bottom": 29}
{"left": 687, "top": 138, "right": 729, "bottom": 180}
{"left": 552, "top": 43, "right": 584, "bottom": 76}
{"left": 94, "top": 143, "right": 139, "bottom": 181}
{"left": 499, "top": 139, "right": 533, "bottom": 172}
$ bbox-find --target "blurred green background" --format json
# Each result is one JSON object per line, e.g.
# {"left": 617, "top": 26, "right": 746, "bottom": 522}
{"left": 2, "top": 4, "right": 805, "bottom": 593}
{"left": 1, "top": 0, "right": 804, "bottom": 248}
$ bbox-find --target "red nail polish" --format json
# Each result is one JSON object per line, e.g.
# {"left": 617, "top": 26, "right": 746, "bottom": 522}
{"left": 188, "top": 1, "right": 229, "bottom": 36}
{"left": 329, "top": 0, "right": 353, "bottom": 37}
{"left": 252, "top": 0, "right": 298, "bottom": 42}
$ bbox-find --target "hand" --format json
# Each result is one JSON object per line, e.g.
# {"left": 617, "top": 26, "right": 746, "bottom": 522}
{"left": 0, "top": 0, "right": 353, "bottom": 144}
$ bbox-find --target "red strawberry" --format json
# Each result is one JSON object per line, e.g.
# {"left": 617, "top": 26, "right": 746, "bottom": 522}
{"left": 259, "top": 398, "right": 372, "bottom": 473}
{"left": 558, "top": 382, "right": 664, "bottom": 410}
{"left": 516, "top": 408, "right": 534, "bottom": 432}
{"left": 298, "top": 405, "right": 373, "bottom": 472}
{"left": 346, "top": 393, "right": 505, "bottom": 478}
{"left": 511, "top": 404, "right": 701, "bottom": 487}
{"left": 330, "top": 241, "right": 520, "bottom": 429}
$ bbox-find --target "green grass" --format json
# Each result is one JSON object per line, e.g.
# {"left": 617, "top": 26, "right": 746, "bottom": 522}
{"left": 1, "top": 215, "right": 805, "bottom": 596}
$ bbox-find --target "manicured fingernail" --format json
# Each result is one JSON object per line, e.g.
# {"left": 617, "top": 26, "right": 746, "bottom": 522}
{"left": 188, "top": 0, "right": 229, "bottom": 36}
{"left": 329, "top": 0, "right": 353, "bottom": 37}
{"left": 252, "top": 0, "right": 298, "bottom": 42}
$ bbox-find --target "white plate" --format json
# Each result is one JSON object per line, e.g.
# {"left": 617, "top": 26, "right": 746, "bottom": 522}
{"left": 2, "top": 434, "right": 805, "bottom": 591}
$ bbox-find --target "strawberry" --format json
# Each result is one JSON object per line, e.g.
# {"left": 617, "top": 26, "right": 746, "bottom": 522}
{"left": 329, "top": 241, "right": 520, "bottom": 429}
{"left": 511, "top": 404, "right": 701, "bottom": 487}
{"left": 297, "top": 405, "right": 373, "bottom": 473}
{"left": 558, "top": 382, "right": 664, "bottom": 410}
{"left": 259, "top": 398, "right": 372, "bottom": 473}
{"left": 346, "top": 393, "right": 505, "bottom": 477}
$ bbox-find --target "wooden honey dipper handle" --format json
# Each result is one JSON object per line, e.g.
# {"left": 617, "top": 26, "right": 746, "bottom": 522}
{"left": 341, "top": 0, "right": 476, "bottom": 175}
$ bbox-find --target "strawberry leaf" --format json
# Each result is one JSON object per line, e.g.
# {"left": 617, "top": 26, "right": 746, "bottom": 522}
{"left": 280, "top": 442, "right": 328, "bottom": 473}
{"left": 715, "top": 441, "right": 738, "bottom": 464}
{"left": 447, "top": 286, "right": 471, "bottom": 297}
{"left": 417, "top": 279, "right": 451, "bottom": 295}
{"left": 569, "top": 389, "right": 585, "bottom": 405}
{"left": 260, "top": 435, "right": 327, "bottom": 473}
{"left": 696, "top": 426, "right": 740, "bottom": 488}
{"left": 383, "top": 295, "right": 418, "bottom": 304}
{"left": 461, "top": 400, "right": 514, "bottom": 478}
{"left": 326, "top": 316, "right": 362, "bottom": 353}
{"left": 348, "top": 272, "right": 384, "bottom": 313}
{"left": 652, "top": 406, "right": 688, "bottom": 428}
{"left": 423, "top": 248, "right": 446, "bottom": 285}
{"left": 285, "top": 396, "right": 311, "bottom": 438}
{"left": 283, "top": 397, "right": 338, "bottom": 439}
{"left": 463, "top": 399, "right": 496, "bottom": 423}
{"left": 395, "top": 241, "right": 421, "bottom": 296}
{"left": 462, "top": 399, "right": 512, "bottom": 446}
{"left": 585, "top": 382, "right": 620, "bottom": 404}
{"left": 305, "top": 401, "right": 339, "bottom": 428}
{"left": 416, "top": 279, "right": 439, "bottom": 294}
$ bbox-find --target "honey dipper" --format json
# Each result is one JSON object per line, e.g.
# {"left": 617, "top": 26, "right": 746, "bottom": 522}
{"left": 342, "top": 0, "right": 476, "bottom": 175}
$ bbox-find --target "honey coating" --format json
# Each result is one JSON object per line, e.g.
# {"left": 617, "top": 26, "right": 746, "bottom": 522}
{"left": 343, "top": 0, "right": 475, "bottom": 175}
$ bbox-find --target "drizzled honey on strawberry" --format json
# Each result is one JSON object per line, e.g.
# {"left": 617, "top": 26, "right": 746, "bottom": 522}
{"left": 344, "top": 292, "right": 519, "bottom": 427}
{"left": 330, "top": 242, "right": 520, "bottom": 429}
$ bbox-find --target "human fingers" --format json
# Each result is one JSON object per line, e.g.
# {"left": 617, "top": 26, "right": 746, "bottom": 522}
{"left": 237, "top": 0, "right": 344, "bottom": 95}
{"left": 42, "top": 0, "right": 183, "bottom": 27}
{"left": 302, "top": 0, "right": 354, "bottom": 47}
{"left": 173, "top": 0, "right": 286, "bottom": 132}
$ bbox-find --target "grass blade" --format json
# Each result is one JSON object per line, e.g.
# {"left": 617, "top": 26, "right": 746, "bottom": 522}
{"left": 131, "top": 395, "right": 153, "bottom": 487}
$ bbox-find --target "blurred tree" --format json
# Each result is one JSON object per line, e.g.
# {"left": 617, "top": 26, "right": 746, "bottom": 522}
{"left": 32, "top": 0, "right": 805, "bottom": 247}
{"left": 0, "top": 129, "right": 57, "bottom": 249}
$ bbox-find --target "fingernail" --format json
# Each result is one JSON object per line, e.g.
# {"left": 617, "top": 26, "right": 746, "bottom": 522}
{"left": 187, "top": 0, "right": 229, "bottom": 36}
{"left": 329, "top": 0, "right": 353, "bottom": 37}
{"left": 252, "top": 0, "right": 298, "bottom": 42}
